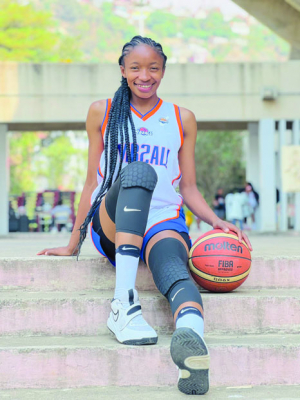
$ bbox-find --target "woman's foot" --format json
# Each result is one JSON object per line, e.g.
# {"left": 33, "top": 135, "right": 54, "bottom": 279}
{"left": 107, "top": 288, "right": 158, "bottom": 345}
{"left": 170, "top": 327, "right": 210, "bottom": 395}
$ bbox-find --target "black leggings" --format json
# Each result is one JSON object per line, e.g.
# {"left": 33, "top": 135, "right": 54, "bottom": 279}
{"left": 92, "top": 203, "right": 115, "bottom": 261}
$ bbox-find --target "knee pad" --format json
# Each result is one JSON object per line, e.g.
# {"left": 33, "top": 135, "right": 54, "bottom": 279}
{"left": 148, "top": 237, "right": 190, "bottom": 296}
{"left": 115, "top": 162, "right": 157, "bottom": 236}
{"left": 167, "top": 278, "right": 204, "bottom": 320}
{"left": 105, "top": 162, "right": 157, "bottom": 230}
{"left": 120, "top": 161, "right": 158, "bottom": 191}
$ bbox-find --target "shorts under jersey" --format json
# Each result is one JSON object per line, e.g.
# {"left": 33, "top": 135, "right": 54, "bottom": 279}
{"left": 90, "top": 98, "right": 190, "bottom": 262}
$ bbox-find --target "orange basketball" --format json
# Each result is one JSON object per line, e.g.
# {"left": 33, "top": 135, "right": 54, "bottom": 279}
{"left": 189, "top": 229, "right": 251, "bottom": 292}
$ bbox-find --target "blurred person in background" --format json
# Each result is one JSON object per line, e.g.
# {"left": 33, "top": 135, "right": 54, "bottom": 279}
{"left": 213, "top": 187, "right": 226, "bottom": 220}
{"left": 244, "top": 182, "right": 259, "bottom": 230}
{"left": 51, "top": 199, "right": 72, "bottom": 232}
{"left": 225, "top": 188, "right": 247, "bottom": 230}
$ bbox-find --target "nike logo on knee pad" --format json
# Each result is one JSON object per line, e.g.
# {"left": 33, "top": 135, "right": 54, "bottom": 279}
{"left": 124, "top": 206, "right": 141, "bottom": 212}
{"left": 171, "top": 287, "right": 185, "bottom": 302}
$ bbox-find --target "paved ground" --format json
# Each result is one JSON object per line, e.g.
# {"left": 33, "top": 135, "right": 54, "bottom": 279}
{"left": 0, "top": 229, "right": 299, "bottom": 258}
{"left": 0, "top": 385, "right": 300, "bottom": 400}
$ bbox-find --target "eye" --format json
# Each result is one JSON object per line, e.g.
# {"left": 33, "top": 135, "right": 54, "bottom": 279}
{"left": 131, "top": 66, "right": 138, "bottom": 70}
{"left": 151, "top": 67, "right": 158, "bottom": 71}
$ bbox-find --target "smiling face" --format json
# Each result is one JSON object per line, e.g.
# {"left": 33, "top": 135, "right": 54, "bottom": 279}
{"left": 120, "top": 44, "right": 165, "bottom": 101}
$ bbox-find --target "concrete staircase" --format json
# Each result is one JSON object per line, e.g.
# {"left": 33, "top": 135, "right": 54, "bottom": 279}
{"left": 1, "top": 239, "right": 300, "bottom": 398}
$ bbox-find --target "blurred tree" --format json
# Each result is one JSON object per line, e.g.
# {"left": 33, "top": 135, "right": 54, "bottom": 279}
{"left": 245, "top": 23, "right": 289, "bottom": 61}
{"left": 201, "top": 11, "right": 234, "bottom": 39}
{"left": 3, "top": 0, "right": 287, "bottom": 63}
{"left": 0, "top": 0, "right": 82, "bottom": 62}
{"left": 96, "top": 3, "right": 136, "bottom": 62}
{"left": 9, "top": 132, "right": 40, "bottom": 195}
{"left": 39, "top": 135, "right": 78, "bottom": 189}
{"left": 146, "top": 10, "right": 179, "bottom": 37}
{"left": 9, "top": 132, "right": 88, "bottom": 195}
{"left": 195, "top": 131, "right": 246, "bottom": 205}
{"left": 182, "top": 11, "right": 234, "bottom": 41}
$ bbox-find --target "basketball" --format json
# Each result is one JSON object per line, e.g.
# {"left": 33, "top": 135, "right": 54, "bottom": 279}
{"left": 189, "top": 229, "right": 251, "bottom": 292}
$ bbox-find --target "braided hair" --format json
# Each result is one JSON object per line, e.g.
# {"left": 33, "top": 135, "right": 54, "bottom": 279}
{"left": 75, "top": 36, "right": 167, "bottom": 257}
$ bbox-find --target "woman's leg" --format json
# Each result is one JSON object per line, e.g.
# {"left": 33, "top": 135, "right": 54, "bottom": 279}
{"left": 145, "top": 230, "right": 210, "bottom": 395}
{"left": 92, "top": 161, "right": 158, "bottom": 345}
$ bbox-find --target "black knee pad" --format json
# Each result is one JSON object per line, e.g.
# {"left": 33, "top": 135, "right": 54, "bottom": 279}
{"left": 120, "top": 161, "right": 158, "bottom": 190}
{"left": 115, "top": 162, "right": 158, "bottom": 236}
{"left": 105, "top": 162, "right": 158, "bottom": 226}
{"left": 148, "top": 237, "right": 190, "bottom": 296}
{"left": 167, "top": 278, "right": 203, "bottom": 318}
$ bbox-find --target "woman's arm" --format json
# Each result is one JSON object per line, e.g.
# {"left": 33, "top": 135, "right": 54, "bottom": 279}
{"left": 37, "top": 100, "right": 106, "bottom": 255}
{"left": 178, "top": 107, "right": 252, "bottom": 250}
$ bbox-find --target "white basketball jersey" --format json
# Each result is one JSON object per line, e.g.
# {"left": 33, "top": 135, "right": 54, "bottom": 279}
{"left": 91, "top": 98, "right": 184, "bottom": 233}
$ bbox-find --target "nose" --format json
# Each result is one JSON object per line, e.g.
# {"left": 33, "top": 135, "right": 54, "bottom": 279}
{"left": 139, "top": 68, "right": 150, "bottom": 81}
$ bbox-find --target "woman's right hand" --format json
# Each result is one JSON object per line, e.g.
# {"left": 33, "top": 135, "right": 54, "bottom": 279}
{"left": 37, "top": 246, "right": 77, "bottom": 256}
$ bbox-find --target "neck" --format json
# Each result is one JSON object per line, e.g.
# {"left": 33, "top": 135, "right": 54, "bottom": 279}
{"left": 130, "top": 93, "right": 159, "bottom": 112}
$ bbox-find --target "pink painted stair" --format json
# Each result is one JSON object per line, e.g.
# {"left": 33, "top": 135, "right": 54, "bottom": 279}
{"left": 0, "top": 334, "right": 300, "bottom": 389}
{"left": 1, "top": 255, "right": 300, "bottom": 292}
{"left": 0, "top": 289, "right": 299, "bottom": 336}
{"left": 0, "top": 254, "right": 300, "bottom": 391}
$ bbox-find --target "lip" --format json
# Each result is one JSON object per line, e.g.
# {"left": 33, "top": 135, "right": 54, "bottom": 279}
{"left": 134, "top": 82, "right": 155, "bottom": 93}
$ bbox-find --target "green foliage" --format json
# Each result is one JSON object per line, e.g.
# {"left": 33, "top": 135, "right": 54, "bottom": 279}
{"left": 38, "top": 135, "right": 77, "bottom": 189}
{"left": 9, "top": 132, "right": 40, "bottom": 195}
{"left": 96, "top": 3, "right": 136, "bottom": 62}
{"left": 245, "top": 23, "right": 289, "bottom": 60}
{"left": 0, "top": 0, "right": 83, "bottom": 62}
{"left": 9, "top": 132, "right": 88, "bottom": 195}
{"left": 52, "top": 0, "right": 83, "bottom": 22}
{"left": 146, "top": 11, "right": 179, "bottom": 37}
{"left": 182, "top": 11, "right": 234, "bottom": 41}
{"left": 201, "top": 11, "right": 234, "bottom": 39}
{"left": 195, "top": 131, "right": 246, "bottom": 205}
{"left": 0, "top": 0, "right": 289, "bottom": 63}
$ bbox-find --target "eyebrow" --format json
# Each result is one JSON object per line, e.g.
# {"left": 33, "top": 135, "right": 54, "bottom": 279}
{"left": 129, "top": 61, "right": 159, "bottom": 66}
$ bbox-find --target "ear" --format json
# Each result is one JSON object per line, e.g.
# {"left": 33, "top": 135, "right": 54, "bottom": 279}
{"left": 120, "top": 65, "right": 126, "bottom": 78}
{"left": 161, "top": 67, "right": 166, "bottom": 79}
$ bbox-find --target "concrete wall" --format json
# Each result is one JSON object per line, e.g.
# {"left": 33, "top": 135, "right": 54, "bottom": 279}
{"left": 1, "top": 62, "right": 300, "bottom": 130}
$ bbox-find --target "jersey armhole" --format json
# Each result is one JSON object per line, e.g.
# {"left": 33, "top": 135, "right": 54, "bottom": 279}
{"left": 100, "top": 98, "right": 112, "bottom": 138}
{"left": 174, "top": 104, "right": 184, "bottom": 147}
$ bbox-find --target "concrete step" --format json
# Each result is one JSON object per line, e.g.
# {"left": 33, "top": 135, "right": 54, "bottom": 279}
{"left": 1, "top": 255, "right": 300, "bottom": 292}
{"left": 0, "top": 334, "right": 299, "bottom": 389}
{"left": 0, "top": 289, "right": 299, "bottom": 336}
{"left": 1, "top": 385, "right": 300, "bottom": 400}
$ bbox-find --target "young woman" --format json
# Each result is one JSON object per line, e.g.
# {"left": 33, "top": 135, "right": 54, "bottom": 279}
{"left": 38, "top": 36, "right": 252, "bottom": 395}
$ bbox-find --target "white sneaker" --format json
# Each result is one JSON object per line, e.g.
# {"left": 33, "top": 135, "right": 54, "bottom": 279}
{"left": 107, "top": 289, "right": 158, "bottom": 345}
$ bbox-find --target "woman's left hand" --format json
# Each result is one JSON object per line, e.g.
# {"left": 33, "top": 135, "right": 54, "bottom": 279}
{"left": 212, "top": 218, "right": 253, "bottom": 251}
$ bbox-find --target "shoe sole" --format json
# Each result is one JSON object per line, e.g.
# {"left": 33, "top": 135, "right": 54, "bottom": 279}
{"left": 107, "top": 325, "right": 158, "bottom": 346}
{"left": 170, "top": 327, "right": 210, "bottom": 395}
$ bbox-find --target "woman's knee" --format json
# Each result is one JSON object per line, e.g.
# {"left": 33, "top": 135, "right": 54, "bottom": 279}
{"left": 146, "top": 233, "right": 190, "bottom": 296}
{"left": 104, "top": 162, "right": 158, "bottom": 237}
{"left": 120, "top": 161, "right": 157, "bottom": 191}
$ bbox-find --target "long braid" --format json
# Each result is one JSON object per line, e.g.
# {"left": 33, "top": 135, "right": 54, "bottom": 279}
{"left": 75, "top": 36, "right": 167, "bottom": 258}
